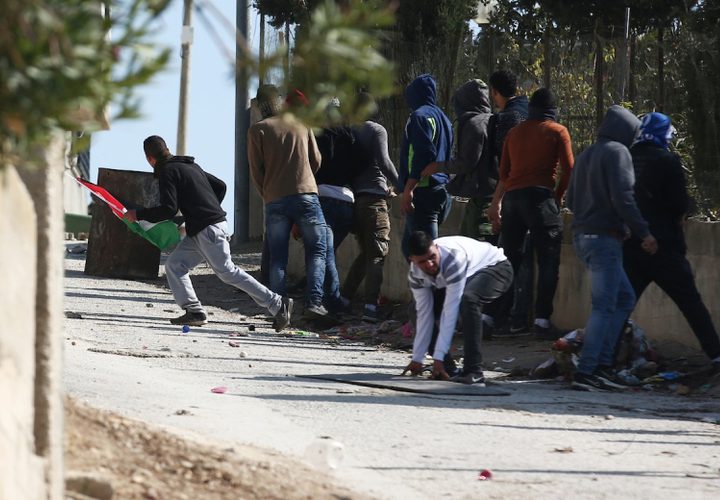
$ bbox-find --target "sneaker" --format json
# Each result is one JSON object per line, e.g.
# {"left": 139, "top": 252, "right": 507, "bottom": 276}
{"left": 170, "top": 311, "right": 207, "bottom": 326}
{"left": 361, "top": 305, "right": 380, "bottom": 323}
{"left": 303, "top": 304, "right": 342, "bottom": 326}
{"left": 451, "top": 371, "right": 486, "bottom": 386}
{"left": 594, "top": 366, "right": 629, "bottom": 390}
{"left": 533, "top": 322, "right": 567, "bottom": 341}
{"left": 272, "top": 297, "right": 293, "bottom": 332}
{"left": 443, "top": 355, "right": 461, "bottom": 378}
{"left": 571, "top": 372, "right": 620, "bottom": 391}
{"left": 493, "top": 322, "right": 533, "bottom": 338}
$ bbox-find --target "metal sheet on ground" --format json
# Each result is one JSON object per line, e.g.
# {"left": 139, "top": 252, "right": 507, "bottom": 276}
{"left": 298, "top": 373, "right": 512, "bottom": 396}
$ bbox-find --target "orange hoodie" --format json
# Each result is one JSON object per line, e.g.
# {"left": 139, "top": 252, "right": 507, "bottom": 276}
{"left": 499, "top": 119, "right": 574, "bottom": 200}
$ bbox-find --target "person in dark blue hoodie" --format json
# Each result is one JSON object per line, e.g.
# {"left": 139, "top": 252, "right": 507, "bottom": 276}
{"left": 399, "top": 74, "right": 454, "bottom": 258}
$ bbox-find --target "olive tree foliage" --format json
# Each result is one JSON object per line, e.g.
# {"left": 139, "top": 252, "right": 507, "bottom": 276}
{"left": 0, "top": 0, "right": 172, "bottom": 165}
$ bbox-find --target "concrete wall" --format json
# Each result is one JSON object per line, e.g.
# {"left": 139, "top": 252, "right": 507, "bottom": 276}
{"left": 0, "top": 165, "right": 44, "bottom": 499}
{"left": 0, "top": 133, "right": 66, "bottom": 499}
{"left": 287, "top": 198, "right": 720, "bottom": 353}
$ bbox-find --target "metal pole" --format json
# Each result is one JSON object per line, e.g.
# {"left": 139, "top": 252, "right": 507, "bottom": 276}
{"left": 233, "top": 0, "right": 250, "bottom": 245}
{"left": 177, "top": 0, "right": 193, "bottom": 155}
{"left": 259, "top": 13, "right": 265, "bottom": 85}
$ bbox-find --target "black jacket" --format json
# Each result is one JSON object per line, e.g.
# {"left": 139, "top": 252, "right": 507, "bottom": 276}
{"left": 315, "top": 126, "right": 362, "bottom": 188}
{"left": 626, "top": 142, "right": 689, "bottom": 253}
{"left": 137, "top": 155, "right": 227, "bottom": 237}
{"left": 491, "top": 95, "right": 528, "bottom": 163}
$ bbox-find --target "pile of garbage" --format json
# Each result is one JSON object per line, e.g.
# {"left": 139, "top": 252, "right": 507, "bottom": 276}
{"left": 532, "top": 320, "right": 661, "bottom": 385}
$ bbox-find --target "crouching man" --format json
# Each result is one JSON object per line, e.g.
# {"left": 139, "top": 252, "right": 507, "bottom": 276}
{"left": 401, "top": 231, "right": 513, "bottom": 384}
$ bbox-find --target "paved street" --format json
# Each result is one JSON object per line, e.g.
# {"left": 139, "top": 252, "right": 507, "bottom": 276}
{"left": 63, "top": 246, "right": 720, "bottom": 499}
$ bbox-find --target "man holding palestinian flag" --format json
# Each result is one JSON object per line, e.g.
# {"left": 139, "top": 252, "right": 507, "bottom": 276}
{"left": 123, "top": 135, "right": 292, "bottom": 331}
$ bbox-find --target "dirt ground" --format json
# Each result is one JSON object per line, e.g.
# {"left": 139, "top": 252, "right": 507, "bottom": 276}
{"left": 64, "top": 397, "right": 364, "bottom": 500}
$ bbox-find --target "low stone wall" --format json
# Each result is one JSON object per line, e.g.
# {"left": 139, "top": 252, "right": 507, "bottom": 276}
{"left": 287, "top": 197, "right": 720, "bottom": 354}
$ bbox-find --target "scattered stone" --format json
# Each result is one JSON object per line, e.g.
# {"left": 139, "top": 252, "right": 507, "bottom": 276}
{"left": 248, "top": 325, "right": 256, "bottom": 332}
{"left": 71, "top": 341, "right": 76, "bottom": 346}
{"left": 65, "top": 311, "right": 83, "bottom": 319}
{"left": 239, "top": 351, "right": 248, "bottom": 358}
{"left": 554, "top": 446, "right": 574, "bottom": 453}
{"left": 146, "top": 303, "right": 154, "bottom": 308}
{"left": 65, "top": 472, "right": 114, "bottom": 500}
{"left": 144, "top": 487, "right": 159, "bottom": 500}
{"left": 175, "top": 409, "right": 190, "bottom": 416}
{"left": 604, "top": 415, "right": 615, "bottom": 420}
{"left": 675, "top": 384, "right": 690, "bottom": 395}
{"left": 228, "top": 341, "right": 241, "bottom": 348}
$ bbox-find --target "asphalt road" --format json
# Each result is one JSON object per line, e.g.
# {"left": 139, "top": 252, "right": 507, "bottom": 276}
{"left": 63, "top": 246, "right": 720, "bottom": 499}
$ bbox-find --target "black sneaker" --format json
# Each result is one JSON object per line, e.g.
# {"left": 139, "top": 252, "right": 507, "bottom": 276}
{"left": 272, "top": 297, "right": 293, "bottom": 332}
{"left": 533, "top": 322, "right": 567, "bottom": 341}
{"left": 361, "top": 305, "right": 380, "bottom": 323}
{"left": 170, "top": 311, "right": 207, "bottom": 326}
{"left": 594, "top": 366, "right": 629, "bottom": 389}
{"left": 451, "top": 371, "right": 486, "bottom": 386}
{"left": 571, "top": 372, "right": 619, "bottom": 391}
{"left": 443, "top": 355, "right": 461, "bottom": 378}
{"left": 493, "top": 322, "right": 532, "bottom": 338}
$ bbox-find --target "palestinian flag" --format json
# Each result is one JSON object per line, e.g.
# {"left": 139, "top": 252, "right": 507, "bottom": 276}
{"left": 76, "top": 177, "right": 181, "bottom": 250}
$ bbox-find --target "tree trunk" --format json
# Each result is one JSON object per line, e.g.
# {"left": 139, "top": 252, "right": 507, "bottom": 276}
{"left": 594, "top": 24, "right": 605, "bottom": 128}
{"left": 657, "top": 25, "right": 665, "bottom": 111}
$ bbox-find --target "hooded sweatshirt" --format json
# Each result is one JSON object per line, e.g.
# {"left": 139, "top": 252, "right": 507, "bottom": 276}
{"left": 492, "top": 94, "right": 529, "bottom": 163}
{"left": 446, "top": 79, "right": 495, "bottom": 198}
{"left": 398, "top": 74, "right": 453, "bottom": 190}
{"left": 136, "top": 155, "right": 227, "bottom": 237}
{"left": 566, "top": 105, "right": 649, "bottom": 239}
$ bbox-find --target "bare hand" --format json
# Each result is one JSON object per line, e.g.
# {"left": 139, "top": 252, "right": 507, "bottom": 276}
{"left": 402, "top": 361, "right": 424, "bottom": 376}
{"left": 431, "top": 360, "right": 449, "bottom": 381}
{"left": 401, "top": 191, "right": 415, "bottom": 216}
{"left": 487, "top": 203, "right": 501, "bottom": 234}
{"left": 124, "top": 209, "right": 137, "bottom": 222}
{"left": 641, "top": 234, "right": 658, "bottom": 255}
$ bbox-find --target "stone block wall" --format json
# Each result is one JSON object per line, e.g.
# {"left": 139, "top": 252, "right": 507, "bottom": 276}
{"left": 287, "top": 197, "right": 720, "bottom": 354}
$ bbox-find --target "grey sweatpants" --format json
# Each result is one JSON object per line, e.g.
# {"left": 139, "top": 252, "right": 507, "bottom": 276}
{"left": 165, "top": 221, "right": 281, "bottom": 316}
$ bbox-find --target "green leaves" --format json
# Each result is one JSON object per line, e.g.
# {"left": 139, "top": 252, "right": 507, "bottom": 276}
{"left": 0, "top": 0, "right": 171, "bottom": 163}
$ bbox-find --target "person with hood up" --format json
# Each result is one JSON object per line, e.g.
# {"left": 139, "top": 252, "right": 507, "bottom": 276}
{"left": 124, "top": 135, "right": 292, "bottom": 332}
{"left": 398, "top": 74, "right": 454, "bottom": 258}
{"left": 625, "top": 112, "right": 720, "bottom": 373}
{"left": 488, "top": 88, "right": 574, "bottom": 340}
{"left": 566, "top": 105, "right": 658, "bottom": 391}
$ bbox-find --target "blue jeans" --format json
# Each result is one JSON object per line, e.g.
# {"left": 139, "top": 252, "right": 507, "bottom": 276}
{"left": 573, "top": 233, "right": 637, "bottom": 375}
{"left": 401, "top": 185, "right": 452, "bottom": 258}
{"left": 320, "top": 197, "right": 353, "bottom": 310}
{"left": 265, "top": 194, "right": 327, "bottom": 307}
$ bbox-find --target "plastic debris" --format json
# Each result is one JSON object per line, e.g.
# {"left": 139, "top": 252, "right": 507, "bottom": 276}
{"left": 210, "top": 386, "right": 227, "bottom": 394}
{"left": 400, "top": 322, "right": 414, "bottom": 338}
{"left": 478, "top": 469, "right": 493, "bottom": 481}
{"left": 182, "top": 325, "right": 190, "bottom": 333}
{"left": 304, "top": 437, "right": 344, "bottom": 471}
{"left": 501, "top": 357, "right": 516, "bottom": 363}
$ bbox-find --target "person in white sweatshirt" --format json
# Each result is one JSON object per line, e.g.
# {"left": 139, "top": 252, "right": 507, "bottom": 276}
{"left": 402, "top": 231, "right": 513, "bottom": 384}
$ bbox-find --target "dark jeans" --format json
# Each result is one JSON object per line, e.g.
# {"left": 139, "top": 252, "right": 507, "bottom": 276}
{"left": 342, "top": 195, "right": 391, "bottom": 305}
{"left": 402, "top": 185, "right": 452, "bottom": 258}
{"left": 424, "top": 260, "right": 514, "bottom": 374}
{"left": 460, "top": 260, "right": 515, "bottom": 373}
{"left": 510, "top": 233, "right": 536, "bottom": 327}
{"left": 499, "top": 187, "right": 562, "bottom": 320}
{"left": 624, "top": 246, "right": 720, "bottom": 360}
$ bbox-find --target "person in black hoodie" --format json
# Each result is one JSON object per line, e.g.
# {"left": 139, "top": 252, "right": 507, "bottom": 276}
{"left": 125, "top": 135, "right": 292, "bottom": 331}
{"left": 625, "top": 113, "right": 720, "bottom": 372}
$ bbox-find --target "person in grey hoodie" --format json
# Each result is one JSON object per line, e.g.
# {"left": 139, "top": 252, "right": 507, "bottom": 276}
{"left": 566, "top": 105, "right": 658, "bottom": 392}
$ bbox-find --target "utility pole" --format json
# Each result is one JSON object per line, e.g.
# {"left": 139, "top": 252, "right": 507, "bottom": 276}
{"left": 233, "top": 0, "right": 250, "bottom": 246}
{"left": 177, "top": 0, "right": 193, "bottom": 155}
{"left": 259, "top": 13, "right": 265, "bottom": 85}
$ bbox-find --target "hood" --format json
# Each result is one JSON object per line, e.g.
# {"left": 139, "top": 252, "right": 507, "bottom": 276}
{"left": 598, "top": 105, "right": 640, "bottom": 147}
{"left": 169, "top": 155, "right": 195, "bottom": 164}
{"left": 405, "top": 74, "right": 437, "bottom": 111}
{"left": 504, "top": 94, "right": 528, "bottom": 114}
{"left": 636, "top": 112, "right": 675, "bottom": 150}
{"left": 452, "top": 79, "right": 491, "bottom": 116}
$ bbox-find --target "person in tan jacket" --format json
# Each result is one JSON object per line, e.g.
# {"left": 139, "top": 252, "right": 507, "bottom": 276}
{"left": 247, "top": 85, "right": 331, "bottom": 319}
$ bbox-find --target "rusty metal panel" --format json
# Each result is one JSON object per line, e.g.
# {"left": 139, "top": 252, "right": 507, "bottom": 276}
{"left": 84, "top": 168, "right": 162, "bottom": 279}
